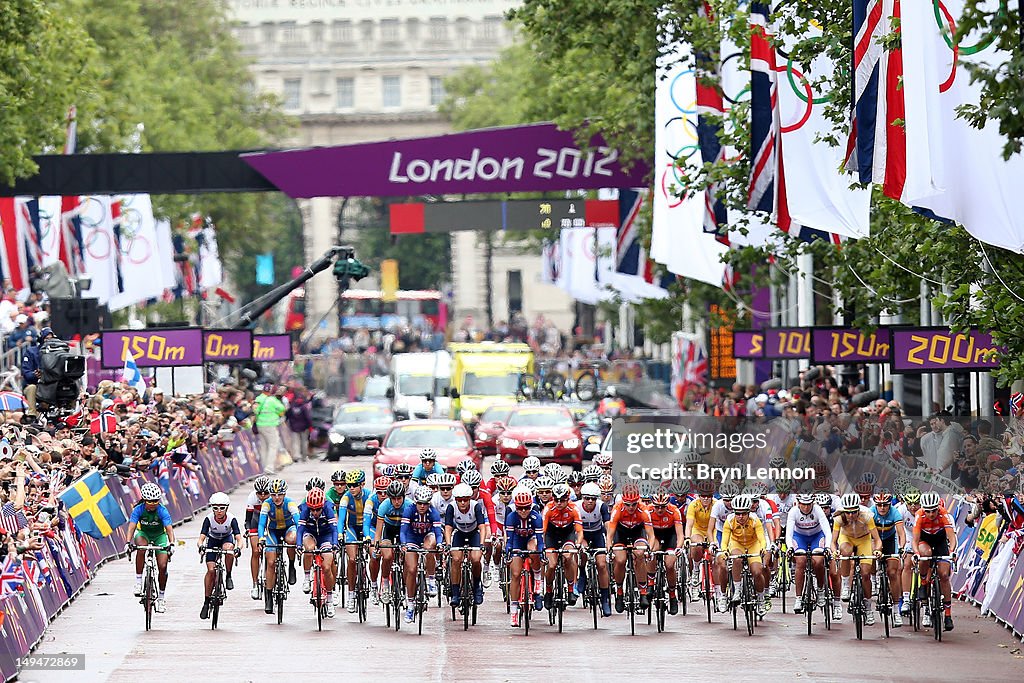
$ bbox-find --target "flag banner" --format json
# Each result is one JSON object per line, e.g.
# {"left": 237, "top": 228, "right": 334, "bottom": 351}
{"left": 18, "top": 198, "right": 43, "bottom": 270}
{"left": 0, "top": 198, "right": 29, "bottom": 292}
{"left": 37, "top": 196, "right": 63, "bottom": 267}
{"left": 107, "top": 195, "right": 164, "bottom": 311}
{"left": 57, "top": 471, "right": 128, "bottom": 539}
{"left": 196, "top": 216, "right": 223, "bottom": 289}
{"left": 612, "top": 189, "right": 671, "bottom": 301}
{"left": 155, "top": 218, "right": 177, "bottom": 294}
{"left": 557, "top": 226, "right": 616, "bottom": 305}
{"left": 122, "top": 349, "right": 147, "bottom": 396}
{"left": 540, "top": 238, "right": 561, "bottom": 285}
{"left": 671, "top": 332, "right": 708, "bottom": 406}
{"left": 78, "top": 196, "right": 118, "bottom": 304}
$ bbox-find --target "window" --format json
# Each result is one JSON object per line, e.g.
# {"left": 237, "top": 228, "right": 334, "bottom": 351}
{"left": 332, "top": 20, "right": 353, "bottom": 42}
{"left": 429, "top": 76, "right": 445, "bottom": 106}
{"left": 310, "top": 21, "right": 324, "bottom": 44}
{"left": 382, "top": 75, "right": 401, "bottom": 107}
{"left": 281, "top": 21, "right": 300, "bottom": 43}
{"left": 360, "top": 19, "right": 374, "bottom": 41}
{"left": 380, "top": 19, "right": 399, "bottom": 42}
{"left": 406, "top": 18, "right": 420, "bottom": 39}
{"left": 507, "top": 270, "right": 522, "bottom": 314}
{"left": 482, "top": 16, "right": 502, "bottom": 40}
{"left": 313, "top": 71, "right": 328, "bottom": 94}
{"left": 336, "top": 77, "right": 354, "bottom": 108}
{"left": 261, "top": 22, "right": 276, "bottom": 43}
{"left": 429, "top": 17, "right": 447, "bottom": 41}
{"left": 283, "top": 78, "right": 301, "bottom": 110}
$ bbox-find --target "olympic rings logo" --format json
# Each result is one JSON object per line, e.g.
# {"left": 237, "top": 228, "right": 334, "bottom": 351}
{"left": 932, "top": 0, "right": 1003, "bottom": 92}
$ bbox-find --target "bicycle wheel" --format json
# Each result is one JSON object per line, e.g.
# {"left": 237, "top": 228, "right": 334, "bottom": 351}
{"left": 418, "top": 571, "right": 427, "bottom": 636}
{"left": 779, "top": 560, "right": 788, "bottom": 614}
{"left": 590, "top": 564, "right": 599, "bottom": 630}
{"left": 314, "top": 572, "right": 323, "bottom": 632}
{"left": 853, "top": 579, "right": 864, "bottom": 641}
{"left": 878, "top": 571, "right": 890, "bottom": 638}
{"left": 932, "top": 581, "right": 943, "bottom": 642}
{"left": 211, "top": 599, "right": 220, "bottom": 630}
{"left": 744, "top": 575, "right": 755, "bottom": 636}
{"left": 678, "top": 558, "right": 688, "bottom": 616}
{"left": 804, "top": 571, "right": 814, "bottom": 636}
{"left": 575, "top": 371, "right": 597, "bottom": 401}
{"left": 523, "top": 592, "right": 532, "bottom": 636}
{"left": 144, "top": 574, "right": 155, "bottom": 631}
{"left": 703, "top": 561, "right": 713, "bottom": 623}
{"left": 912, "top": 588, "right": 921, "bottom": 632}
{"left": 625, "top": 571, "right": 636, "bottom": 635}
{"left": 277, "top": 590, "right": 285, "bottom": 625}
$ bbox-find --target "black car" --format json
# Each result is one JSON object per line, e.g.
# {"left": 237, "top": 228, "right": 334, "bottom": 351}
{"left": 326, "top": 402, "right": 395, "bottom": 460}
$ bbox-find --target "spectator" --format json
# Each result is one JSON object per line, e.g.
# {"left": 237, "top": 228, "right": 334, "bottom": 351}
{"left": 283, "top": 388, "right": 313, "bottom": 462}
{"left": 920, "top": 414, "right": 964, "bottom": 474}
{"left": 252, "top": 383, "right": 286, "bottom": 472}
{"left": 19, "top": 326, "right": 54, "bottom": 424}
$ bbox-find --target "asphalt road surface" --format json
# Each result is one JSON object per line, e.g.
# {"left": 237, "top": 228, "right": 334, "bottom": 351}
{"left": 25, "top": 455, "right": 1024, "bottom": 683}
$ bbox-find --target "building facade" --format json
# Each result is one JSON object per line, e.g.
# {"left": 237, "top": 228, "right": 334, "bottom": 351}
{"left": 227, "top": 0, "right": 574, "bottom": 337}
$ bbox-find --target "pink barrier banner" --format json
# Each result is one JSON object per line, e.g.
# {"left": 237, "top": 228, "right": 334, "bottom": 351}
{"left": 0, "top": 431, "right": 262, "bottom": 681}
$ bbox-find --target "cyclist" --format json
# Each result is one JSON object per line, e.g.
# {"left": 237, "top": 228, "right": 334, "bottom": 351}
{"left": 336, "top": 469, "right": 371, "bottom": 611}
{"left": 455, "top": 459, "right": 477, "bottom": 483}
{"left": 597, "top": 386, "right": 626, "bottom": 417}
{"left": 899, "top": 488, "right": 922, "bottom": 618}
{"left": 593, "top": 452, "right": 614, "bottom": 478}
{"left": 257, "top": 478, "right": 300, "bottom": 614}
{"left": 871, "top": 489, "right": 906, "bottom": 627}
{"left": 506, "top": 489, "right": 545, "bottom": 626}
{"left": 542, "top": 483, "right": 583, "bottom": 609}
{"left": 489, "top": 476, "right": 517, "bottom": 583}
{"left": 299, "top": 477, "right": 327, "bottom": 585}
{"left": 785, "top": 492, "right": 832, "bottom": 615}
{"left": 325, "top": 469, "right": 348, "bottom": 507}
{"left": 461, "top": 468, "right": 499, "bottom": 582}
{"left": 667, "top": 477, "right": 691, "bottom": 509}
{"left": 298, "top": 487, "right": 339, "bottom": 617}
{"left": 198, "top": 492, "right": 243, "bottom": 620}
{"left": 576, "top": 481, "right": 612, "bottom": 617}
{"left": 521, "top": 456, "right": 542, "bottom": 481}
{"left": 370, "top": 480, "right": 408, "bottom": 604}
{"left": 913, "top": 491, "right": 957, "bottom": 631}
{"left": 401, "top": 486, "right": 442, "bottom": 622}
{"left": 684, "top": 479, "right": 716, "bottom": 589}
{"left": 127, "top": 483, "right": 176, "bottom": 613}
{"left": 393, "top": 462, "right": 416, "bottom": 494}
{"left": 717, "top": 494, "right": 769, "bottom": 617}
{"left": 431, "top": 472, "right": 458, "bottom": 520}
{"left": 567, "top": 470, "right": 586, "bottom": 500}
{"left": 768, "top": 478, "right": 797, "bottom": 520}
{"left": 362, "top": 475, "right": 393, "bottom": 605}
{"left": 306, "top": 476, "right": 326, "bottom": 492}
{"left": 649, "top": 488, "right": 685, "bottom": 614}
{"left": 412, "top": 448, "right": 444, "bottom": 484}
{"left": 582, "top": 464, "right": 603, "bottom": 484}
{"left": 607, "top": 482, "right": 655, "bottom": 612}
{"left": 483, "top": 459, "right": 511, "bottom": 495}
{"left": 831, "top": 492, "right": 883, "bottom": 626}
{"left": 245, "top": 476, "right": 271, "bottom": 600}
{"left": 534, "top": 476, "right": 555, "bottom": 511}
{"left": 816, "top": 491, "right": 843, "bottom": 619}
{"left": 445, "top": 482, "right": 491, "bottom": 608}
{"left": 708, "top": 482, "right": 739, "bottom": 609}
{"left": 598, "top": 474, "right": 615, "bottom": 506}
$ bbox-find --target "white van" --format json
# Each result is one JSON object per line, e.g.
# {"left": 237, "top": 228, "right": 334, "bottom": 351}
{"left": 390, "top": 351, "right": 451, "bottom": 420}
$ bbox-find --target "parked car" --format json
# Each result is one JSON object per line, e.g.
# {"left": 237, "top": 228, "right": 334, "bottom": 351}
{"left": 496, "top": 405, "right": 584, "bottom": 470}
{"left": 473, "top": 404, "right": 516, "bottom": 457}
{"left": 360, "top": 375, "right": 392, "bottom": 404}
{"left": 327, "top": 402, "right": 395, "bottom": 460}
{"left": 371, "top": 419, "right": 479, "bottom": 476}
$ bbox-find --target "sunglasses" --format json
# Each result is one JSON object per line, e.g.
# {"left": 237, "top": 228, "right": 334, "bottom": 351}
{"left": 516, "top": 505, "right": 533, "bottom": 511}
{"left": 455, "top": 497, "right": 471, "bottom": 502}
{"left": 623, "top": 501, "right": 638, "bottom": 507}
{"left": 415, "top": 500, "right": 430, "bottom": 505}
{"left": 440, "top": 486, "right": 453, "bottom": 492}
{"left": 653, "top": 503, "right": 668, "bottom": 509}
{"left": 397, "top": 475, "right": 412, "bottom": 480}
{"left": 582, "top": 496, "right": 598, "bottom": 502}
{"left": 212, "top": 505, "right": 228, "bottom": 511}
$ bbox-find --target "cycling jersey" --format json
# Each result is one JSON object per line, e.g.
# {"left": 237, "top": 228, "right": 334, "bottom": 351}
{"left": 431, "top": 492, "right": 455, "bottom": 521}
{"left": 686, "top": 498, "right": 714, "bottom": 537}
{"left": 130, "top": 503, "right": 173, "bottom": 539}
{"left": 336, "top": 487, "right": 371, "bottom": 542}
{"left": 492, "top": 498, "right": 510, "bottom": 529}
{"left": 609, "top": 502, "right": 653, "bottom": 530}
{"left": 445, "top": 500, "right": 488, "bottom": 534}
{"left": 258, "top": 497, "right": 300, "bottom": 540}
{"left": 785, "top": 504, "right": 833, "bottom": 549}
{"left": 574, "top": 499, "right": 611, "bottom": 534}
{"left": 400, "top": 501, "right": 442, "bottom": 546}
{"left": 871, "top": 503, "right": 904, "bottom": 540}
{"left": 412, "top": 462, "right": 444, "bottom": 483}
{"left": 297, "top": 500, "right": 339, "bottom": 547}
{"left": 768, "top": 493, "right": 797, "bottom": 520}
{"left": 542, "top": 503, "right": 583, "bottom": 533}
{"left": 913, "top": 509, "right": 955, "bottom": 537}
{"left": 649, "top": 504, "right": 682, "bottom": 531}
{"left": 832, "top": 508, "right": 876, "bottom": 540}
{"left": 362, "top": 493, "right": 386, "bottom": 540}
{"left": 244, "top": 490, "right": 269, "bottom": 532}
{"left": 721, "top": 514, "right": 766, "bottom": 553}
{"left": 374, "top": 499, "right": 406, "bottom": 529}
{"left": 505, "top": 509, "right": 544, "bottom": 551}
{"left": 709, "top": 499, "right": 733, "bottom": 536}
{"left": 326, "top": 486, "right": 345, "bottom": 507}
{"left": 475, "top": 490, "right": 499, "bottom": 534}
{"left": 201, "top": 512, "right": 241, "bottom": 543}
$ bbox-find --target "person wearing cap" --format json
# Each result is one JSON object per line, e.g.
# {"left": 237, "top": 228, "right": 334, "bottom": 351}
{"left": 6, "top": 313, "right": 33, "bottom": 349}
{"left": 253, "top": 384, "right": 286, "bottom": 473}
{"left": 151, "top": 387, "right": 168, "bottom": 414}
{"left": 19, "top": 326, "right": 55, "bottom": 424}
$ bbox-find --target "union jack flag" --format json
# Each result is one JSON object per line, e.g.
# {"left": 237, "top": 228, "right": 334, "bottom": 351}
{"left": 615, "top": 189, "right": 674, "bottom": 289}
{"left": 696, "top": 1, "right": 728, "bottom": 241}
{"left": 747, "top": 3, "right": 780, "bottom": 216}
{"left": 0, "top": 555, "right": 25, "bottom": 597}
{"left": 171, "top": 447, "right": 201, "bottom": 498}
{"left": 672, "top": 334, "right": 708, "bottom": 406}
{"left": 18, "top": 199, "right": 43, "bottom": 269}
{"left": 1011, "top": 392, "right": 1023, "bottom": 416}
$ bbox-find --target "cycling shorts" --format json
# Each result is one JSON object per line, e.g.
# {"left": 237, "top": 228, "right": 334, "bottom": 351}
{"left": 726, "top": 544, "right": 764, "bottom": 560}
{"left": 380, "top": 523, "right": 401, "bottom": 544}
{"left": 613, "top": 526, "right": 648, "bottom": 547}
{"left": 791, "top": 531, "right": 826, "bottom": 553}
{"left": 451, "top": 529, "right": 481, "bottom": 549}
{"left": 918, "top": 530, "right": 950, "bottom": 558}
{"left": 544, "top": 526, "right": 577, "bottom": 550}
{"left": 134, "top": 530, "right": 170, "bottom": 555}
{"left": 837, "top": 533, "right": 874, "bottom": 565}
{"left": 653, "top": 528, "right": 678, "bottom": 550}
{"left": 880, "top": 535, "right": 897, "bottom": 557}
{"left": 303, "top": 530, "right": 335, "bottom": 551}
{"left": 264, "top": 526, "right": 296, "bottom": 550}
{"left": 204, "top": 536, "right": 235, "bottom": 563}
{"left": 583, "top": 530, "right": 606, "bottom": 550}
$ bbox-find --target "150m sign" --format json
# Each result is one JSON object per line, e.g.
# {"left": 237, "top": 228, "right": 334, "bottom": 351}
{"left": 890, "top": 327, "right": 1001, "bottom": 373}
{"left": 101, "top": 329, "right": 204, "bottom": 368}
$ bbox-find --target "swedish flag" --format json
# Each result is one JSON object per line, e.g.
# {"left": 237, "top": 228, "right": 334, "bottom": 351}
{"left": 58, "top": 471, "right": 128, "bottom": 539}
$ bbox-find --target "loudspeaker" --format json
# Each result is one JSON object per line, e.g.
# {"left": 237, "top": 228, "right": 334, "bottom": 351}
{"left": 49, "top": 298, "right": 101, "bottom": 339}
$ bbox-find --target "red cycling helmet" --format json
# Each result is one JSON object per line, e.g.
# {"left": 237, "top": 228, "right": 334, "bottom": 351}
{"left": 514, "top": 491, "right": 534, "bottom": 508}
{"left": 306, "top": 488, "right": 326, "bottom": 509}
{"left": 496, "top": 476, "right": 518, "bottom": 493}
{"left": 374, "top": 476, "right": 392, "bottom": 492}
{"left": 696, "top": 480, "right": 716, "bottom": 495}
{"left": 652, "top": 490, "right": 671, "bottom": 506}
{"left": 621, "top": 483, "right": 641, "bottom": 503}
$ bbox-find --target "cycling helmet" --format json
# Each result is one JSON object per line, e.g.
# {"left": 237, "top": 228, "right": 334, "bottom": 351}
{"left": 696, "top": 479, "right": 716, "bottom": 496}
{"left": 346, "top": 470, "right": 366, "bottom": 485}
{"left": 438, "top": 473, "right": 457, "bottom": 487}
{"left": 490, "top": 460, "right": 511, "bottom": 477}
{"left": 873, "top": 491, "right": 893, "bottom": 505}
{"left": 893, "top": 476, "right": 911, "bottom": 495}
{"left": 456, "top": 460, "right": 477, "bottom": 476}
{"left": 768, "top": 455, "right": 786, "bottom": 470}
{"left": 652, "top": 489, "right": 671, "bottom": 506}
{"left": 496, "top": 476, "right": 518, "bottom": 493}
{"left": 720, "top": 482, "right": 740, "bottom": 500}
{"left": 668, "top": 478, "right": 690, "bottom": 497}
{"left": 535, "top": 476, "right": 554, "bottom": 491}
{"left": 732, "top": 495, "right": 754, "bottom": 512}
{"left": 514, "top": 491, "right": 534, "bottom": 508}
{"left": 395, "top": 462, "right": 415, "bottom": 476}
{"left": 331, "top": 469, "right": 347, "bottom": 483}
{"left": 621, "top": 483, "right": 640, "bottom": 502}
{"left": 306, "top": 476, "right": 326, "bottom": 491}
{"left": 774, "top": 478, "right": 792, "bottom": 494}
{"left": 543, "top": 463, "right": 562, "bottom": 478}
{"left": 796, "top": 492, "right": 816, "bottom": 505}
{"left": 413, "top": 486, "right": 434, "bottom": 503}
{"left": 549, "top": 468, "right": 569, "bottom": 485}
{"left": 751, "top": 481, "right": 770, "bottom": 499}
{"left": 593, "top": 452, "right": 613, "bottom": 467}
{"left": 552, "top": 483, "right": 571, "bottom": 501}
{"left": 815, "top": 492, "right": 832, "bottom": 508}
{"left": 580, "top": 482, "right": 601, "bottom": 497}
{"left": 141, "top": 483, "right": 162, "bottom": 501}
{"left": 522, "top": 456, "right": 542, "bottom": 473}
{"left": 306, "top": 488, "right": 326, "bottom": 509}
{"left": 386, "top": 481, "right": 406, "bottom": 498}
{"left": 567, "top": 471, "right": 585, "bottom": 486}
{"left": 605, "top": 386, "right": 617, "bottom": 398}
{"left": 461, "top": 470, "right": 483, "bottom": 487}
{"left": 598, "top": 475, "right": 615, "bottom": 492}
{"left": 381, "top": 464, "right": 396, "bottom": 477}
{"left": 425, "top": 473, "right": 440, "bottom": 487}
{"left": 683, "top": 451, "right": 701, "bottom": 466}
{"left": 582, "top": 465, "right": 602, "bottom": 483}
{"left": 853, "top": 480, "right": 874, "bottom": 495}
{"left": 453, "top": 483, "right": 474, "bottom": 499}
{"left": 253, "top": 476, "right": 271, "bottom": 494}
{"left": 903, "top": 488, "right": 922, "bottom": 505}
{"left": 268, "top": 478, "right": 288, "bottom": 494}
{"left": 209, "top": 492, "right": 230, "bottom": 507}
{"left": 373, "top": 476, "right": 392, "bottom": 491}
{"left": 920, "top": 491, "right": 942, "bottom": 511}
{"left": 520, "top": 478, "right": 537, "bottom": 494}
{"left": 420, "top": 447, "right": 438, "bottom": 461}
{"left": 638, "top": 481, "right": 659, "bottom": 500}
{"left": 840, "top": 492, "right": 861, "bottom": 512}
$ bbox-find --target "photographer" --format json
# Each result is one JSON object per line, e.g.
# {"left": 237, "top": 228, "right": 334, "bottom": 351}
{"left": 19, "top": 326, "right": 55, "bottom": 424}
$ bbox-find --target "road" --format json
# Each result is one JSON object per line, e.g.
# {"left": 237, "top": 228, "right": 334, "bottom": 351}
{"left": 25, "top": 455, "right": 1024, "bottom": 683}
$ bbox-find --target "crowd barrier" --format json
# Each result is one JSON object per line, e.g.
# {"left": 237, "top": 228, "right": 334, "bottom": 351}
{"left": 0, "top": 431, "right": 263, "bottom": 682}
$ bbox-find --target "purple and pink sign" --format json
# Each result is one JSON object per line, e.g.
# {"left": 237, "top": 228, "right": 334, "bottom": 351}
{"left": 241, "top": 123, "right": 650, "bottom": 198}
{"left": 732, "top": 330, "right": 765, "bottom": 359}
{"left": 252, "top": 334, "right": 293, "bottom": 362}
{"left": 762, "top": 327, "right": 811, "bottom": 360}
{"left": 890, "top": 327, "right": 1001, "bottom": 373}
{"left": 811, "top": 327, "right": 891, "bottom": 364}
{"left": 101, "top": 328, "right": 204, "bottom": 368}
{"left": 203, "top": 329, "right": 254, "bottom": 362}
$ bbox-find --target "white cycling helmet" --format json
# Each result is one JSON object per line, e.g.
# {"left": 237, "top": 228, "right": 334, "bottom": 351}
{"left": 719, "top": 482, "right": 740, "bottom": 500}
{"left": 452, "top": 483, "right": 473, "bottom": 499}
{"left": 920, "top": 491, "right": 942, "bottom": 511}
{"left": 796, "top": 492, "right": 816, "bottom": 505}
{"left": 535, "top": 476, "right": 554, "bottom": 491}
{"left": 731, "top": 495, "right": 754, "bottom": 512}
{"left": 522, "top": 456, "right": 542, "bottom": 472}
{"left": 593, "top": 452, "right": 613, "bottom": 467}
{"left": 580, "top": 482, "right": 601, "bottom": 497}
{"left": 141, "top": 483, "right": 162, "bottom": 501}
{"left": 209, "top": 492, "right": 230, "bottom": 507}
{"left": 413, "top": 486, "right": 433, "bottom": 503}
{"left": 840, "top": 492, "right": 861, "bottom": 512}
{"left": 549, "top": 468, "right": 569, "bottom": 485}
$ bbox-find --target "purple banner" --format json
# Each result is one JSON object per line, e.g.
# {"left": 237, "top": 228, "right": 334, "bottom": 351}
{"left": 811, "top": 327, "right": 891, "bottom": 364}
{"left": 763, "top": 327, "right": 811, "bottom": 360}
{"left": 252, "top": 334, "right": 293, "bottom": 362}
{"left": 203, "top": 329, "right": 254, "bottom": 362}
{"left": 241, "top": 123, "right": 650, "bottom": 198}
{"left": 890, "top": 327, "right": 1001, "bottom": 373}
{"left": 732, "top": 330, "right": 765, "bottom": 359}
{"left": 101, "top": 328, "right": 205, "bottom": 368}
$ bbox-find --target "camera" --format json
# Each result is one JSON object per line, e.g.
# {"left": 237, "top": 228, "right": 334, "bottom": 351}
{"left": 36, "top": 337, "right": 86, "bottom": 411}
